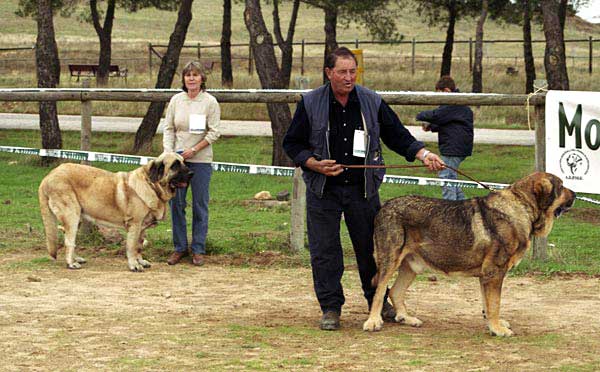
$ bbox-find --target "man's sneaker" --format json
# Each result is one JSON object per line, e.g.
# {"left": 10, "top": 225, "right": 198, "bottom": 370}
{"left": 320, "top": 311, "right": 341, "bottom": 331}
{"left": 381, "top": 301, "right": 397, "bottom": 322}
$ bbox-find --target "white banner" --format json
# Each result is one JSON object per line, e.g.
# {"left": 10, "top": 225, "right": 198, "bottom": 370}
{"left": 546, "top": 90, "right": 600, "bottom": 194}
{"left": 3, "top": 145, "right": 600, "bottom": 205}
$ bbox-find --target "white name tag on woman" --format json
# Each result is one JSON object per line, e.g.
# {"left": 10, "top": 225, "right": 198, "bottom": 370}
{"left": 353, "top": 129, "right": 366, "bottom": 157}
{"left": 189, "top": 114, "right": 206, "bottom": 133}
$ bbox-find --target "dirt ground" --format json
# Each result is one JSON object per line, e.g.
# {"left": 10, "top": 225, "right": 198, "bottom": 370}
{"left": 1, "top": 249, "right": 600, "bottom": 372}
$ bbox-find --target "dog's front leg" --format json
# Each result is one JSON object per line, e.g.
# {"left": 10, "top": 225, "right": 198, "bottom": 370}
{"left": 481, "top": 274, "right": 513, "bottom": 337}
{"left": 126, "top": 224, "right": 145, "bottom": 272}
{"left": 135, "top": 231, "right": 151, "bottom": 269}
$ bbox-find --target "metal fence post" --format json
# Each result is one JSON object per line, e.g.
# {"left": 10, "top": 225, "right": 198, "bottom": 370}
{"left": 533, "top": 102, "right": 548, "bottom": 260}
{"left": 411, "top": 37, "right": 416, "bottom": 75}
{"left": 469, "top": 37, "right": 473, "bottom": 72}
{"left": 290, "top": 168, "right": 306, "bottom": 252}
{"left": 148, "top": 42, "right": 153, "bottom": 79}
{"left": 80, "top": 79, "right": 92, "bottom": 166}
{"left": 589, "top": 36, "right": 593, "bottom": 75}
{"left": 301, "top": 39, "right": 305, "bottom": 76}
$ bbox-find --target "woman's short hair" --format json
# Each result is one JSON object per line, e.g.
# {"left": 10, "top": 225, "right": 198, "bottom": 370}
{"left": 324, "top": 47, "right": 358, "bottom": 69}
{"left": 181, "top": 61, "right": 207, "bottom": 92}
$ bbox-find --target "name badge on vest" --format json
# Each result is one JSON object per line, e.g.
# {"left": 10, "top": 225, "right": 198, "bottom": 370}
{"left": 189, "top": 114, "right": 206, "bottom": 134}
{"left": 353, "top": 129, "right": 366, "bottom": 158}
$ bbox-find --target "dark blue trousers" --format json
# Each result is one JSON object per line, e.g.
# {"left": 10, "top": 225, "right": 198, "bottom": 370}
{"left": 306, "top": 184, "right": 381, "bottom": 314}
{"left": 169, "top": 162, "right": 212, "bottom": 255}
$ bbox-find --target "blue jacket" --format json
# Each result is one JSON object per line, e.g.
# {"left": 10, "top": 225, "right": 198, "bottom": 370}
{"left": 416, "top": 104, "right": 474, "bottom": 157}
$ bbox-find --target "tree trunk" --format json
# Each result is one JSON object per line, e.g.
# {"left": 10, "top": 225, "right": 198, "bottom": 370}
{"left": 522, "top": 0, "right": 536, "bottom": 94}
{"left": 440, "top": 0, "right": 457, "bottom": 77}
{"left": 133, "top": 0, "right": 194, "bottom": 153}
{"left": 472, "top": 0, "right": 487, "bottom": 93}
{"left": 90, "top": 0, "right": 115, "bottom": 87}
{"left": 322, "top": 6, "right": 338, "bottom": 83}
{"left": 221, "top": 0, "right": 233, "bottom": 87}
{"left": 541, "top": 0, "right": 569, "bottom": 90}
{"left": 36, "top": 0, "right": 62, "bottom": 165}
{"left": 558, "top": 0, "right": 567, "bottom": 32}
{"left": 244, "top": 0, "right": 299, "bottom": 166}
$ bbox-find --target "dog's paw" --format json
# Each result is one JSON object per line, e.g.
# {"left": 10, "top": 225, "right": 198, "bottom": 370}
{"left": 363, "top": 317, "right": 384, "bottom": 332}
{"left": 488, "top": 324, "right": 514, "bottom": 337}
{"left": 499, "top": 319, "right": 511, "bottom": 329}
{"left": 137, "top": 258, "right": 151, "bottom": 268}
{"left": 67, "top": 262, "right": 82, "bottom": 270}
{"left": 74, "top": 256, "right": 87, "bottom": 264}
{"left": 129, "top": 262, "right": 145, "bottom": 272}
{"left": 397, "top": 315, "right": 423, "bottom": 327}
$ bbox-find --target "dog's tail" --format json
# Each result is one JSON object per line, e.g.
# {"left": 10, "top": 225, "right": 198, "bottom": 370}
{"left": 371, "top": 223, "right": 407, "bottom": 288}
{"left": 38, "top": 182, "right": 59, "bottom": 260}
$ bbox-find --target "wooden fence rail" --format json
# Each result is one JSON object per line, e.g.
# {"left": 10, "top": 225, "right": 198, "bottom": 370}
{"left": 0, "top": 88, "right": 544, "bottom": 105}
{"left": 0, "top": 88, "right": 548, "bottom": 257}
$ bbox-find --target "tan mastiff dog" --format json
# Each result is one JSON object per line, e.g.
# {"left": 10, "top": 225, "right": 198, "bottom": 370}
{"left": 38, "top": 152, "right": 193, "bottom": 271}
{"left": 363, "top": 172, "right": 576, "bottom": 336}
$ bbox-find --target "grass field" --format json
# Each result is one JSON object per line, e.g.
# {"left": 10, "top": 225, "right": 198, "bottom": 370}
{"left": 1, "top": 129, "right": 599, "bottom": 275}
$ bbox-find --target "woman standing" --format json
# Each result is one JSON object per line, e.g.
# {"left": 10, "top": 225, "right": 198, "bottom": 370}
{"left": 163, "top": 61, "right": 221, "bottom": 266}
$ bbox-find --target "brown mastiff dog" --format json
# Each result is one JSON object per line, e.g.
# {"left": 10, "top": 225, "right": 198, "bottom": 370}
{"left": 363, "top": 172, "right": 576, "bottom": 336}
{"left": 38, "top": 152, "right": 193, "bottom": 271}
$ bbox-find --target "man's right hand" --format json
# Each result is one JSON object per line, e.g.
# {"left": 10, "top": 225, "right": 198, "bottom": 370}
{"left": 305, "top": 157, "right": 343, "bottom": 176}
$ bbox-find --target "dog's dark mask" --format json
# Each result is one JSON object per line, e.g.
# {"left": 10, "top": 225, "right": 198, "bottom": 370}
{"left": 168, "top": 160, "right": 194, "bottom": 190}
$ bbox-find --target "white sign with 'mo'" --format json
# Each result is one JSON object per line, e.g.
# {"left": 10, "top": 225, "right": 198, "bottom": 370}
{"left": 546, "top": 90, "right": 600, "bottom": 194}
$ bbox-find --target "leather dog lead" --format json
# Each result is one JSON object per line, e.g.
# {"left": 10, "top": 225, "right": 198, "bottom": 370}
{"left": 340, "top": 163, "right": 493, "bottom": 191}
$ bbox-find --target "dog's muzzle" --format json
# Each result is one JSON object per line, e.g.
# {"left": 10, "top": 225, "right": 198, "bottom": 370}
{"left": 554, "top": 190, "right": 576, "bottom": 218}
{"left": 170, "top": 169, "right": 194, "bottom": 190}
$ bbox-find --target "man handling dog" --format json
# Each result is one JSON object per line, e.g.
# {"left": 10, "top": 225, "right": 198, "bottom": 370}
{"left": 283, "top": 47, "right": 444, "bottom": 330}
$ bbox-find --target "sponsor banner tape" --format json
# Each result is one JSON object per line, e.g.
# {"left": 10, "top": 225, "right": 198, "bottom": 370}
{"left": 2, "top": 145, "right": 598, "bottom": 205}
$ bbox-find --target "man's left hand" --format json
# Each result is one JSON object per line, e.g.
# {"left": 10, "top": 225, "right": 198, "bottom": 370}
{"left": 424, "top": 153, "right": 445, "bottom": 171}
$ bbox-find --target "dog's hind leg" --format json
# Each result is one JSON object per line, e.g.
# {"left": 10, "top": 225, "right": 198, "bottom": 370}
{"left": 49, "top": 198, "right": 82, "bottom": 270}
{"left": 39, "top": 188, "right": 59, "bottom": 260}
{"left": 363, "top": 269, "right": 396, "bottom": 332}
{"left": 364, "top": 224, "right": 408, "bottom": 331}
{"left": 389, "top": 259, "right": 422, "bottom": 327}
{"left": 479, "top": 280, "right": 488, "bottom": 320}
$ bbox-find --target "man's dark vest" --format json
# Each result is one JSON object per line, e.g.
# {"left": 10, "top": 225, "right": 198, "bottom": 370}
{"left": 302, "top": 83, "right": 385, "bottom": 198}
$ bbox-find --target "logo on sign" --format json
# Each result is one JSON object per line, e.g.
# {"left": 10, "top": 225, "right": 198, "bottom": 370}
{"left": 559, "top": 149, "right": 589, "bottom": 180}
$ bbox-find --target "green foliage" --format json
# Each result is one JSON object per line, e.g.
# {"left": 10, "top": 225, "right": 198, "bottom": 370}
{"left": 302, "top": 0, "right": 404, "bottom": 42}
{"left": 16, "top": 0, "right": 181, "bottom": 22}
{"left": 15, "top": 0, "right": 79, "bottom": 18}
{"left": 118, "top": 0, "right": 181, "bottom": 12}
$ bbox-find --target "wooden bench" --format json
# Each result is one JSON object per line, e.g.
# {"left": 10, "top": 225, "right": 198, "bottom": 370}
{"left": 68, "top": 64, "right": 128, "bottom": 82}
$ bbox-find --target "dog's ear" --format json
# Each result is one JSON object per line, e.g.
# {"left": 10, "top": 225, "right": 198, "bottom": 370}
{"left": 534, "top": 176, "right": 556, "bottom": 210}
{"left": 148, "top": 160, "right": 165, "bottom": 183}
